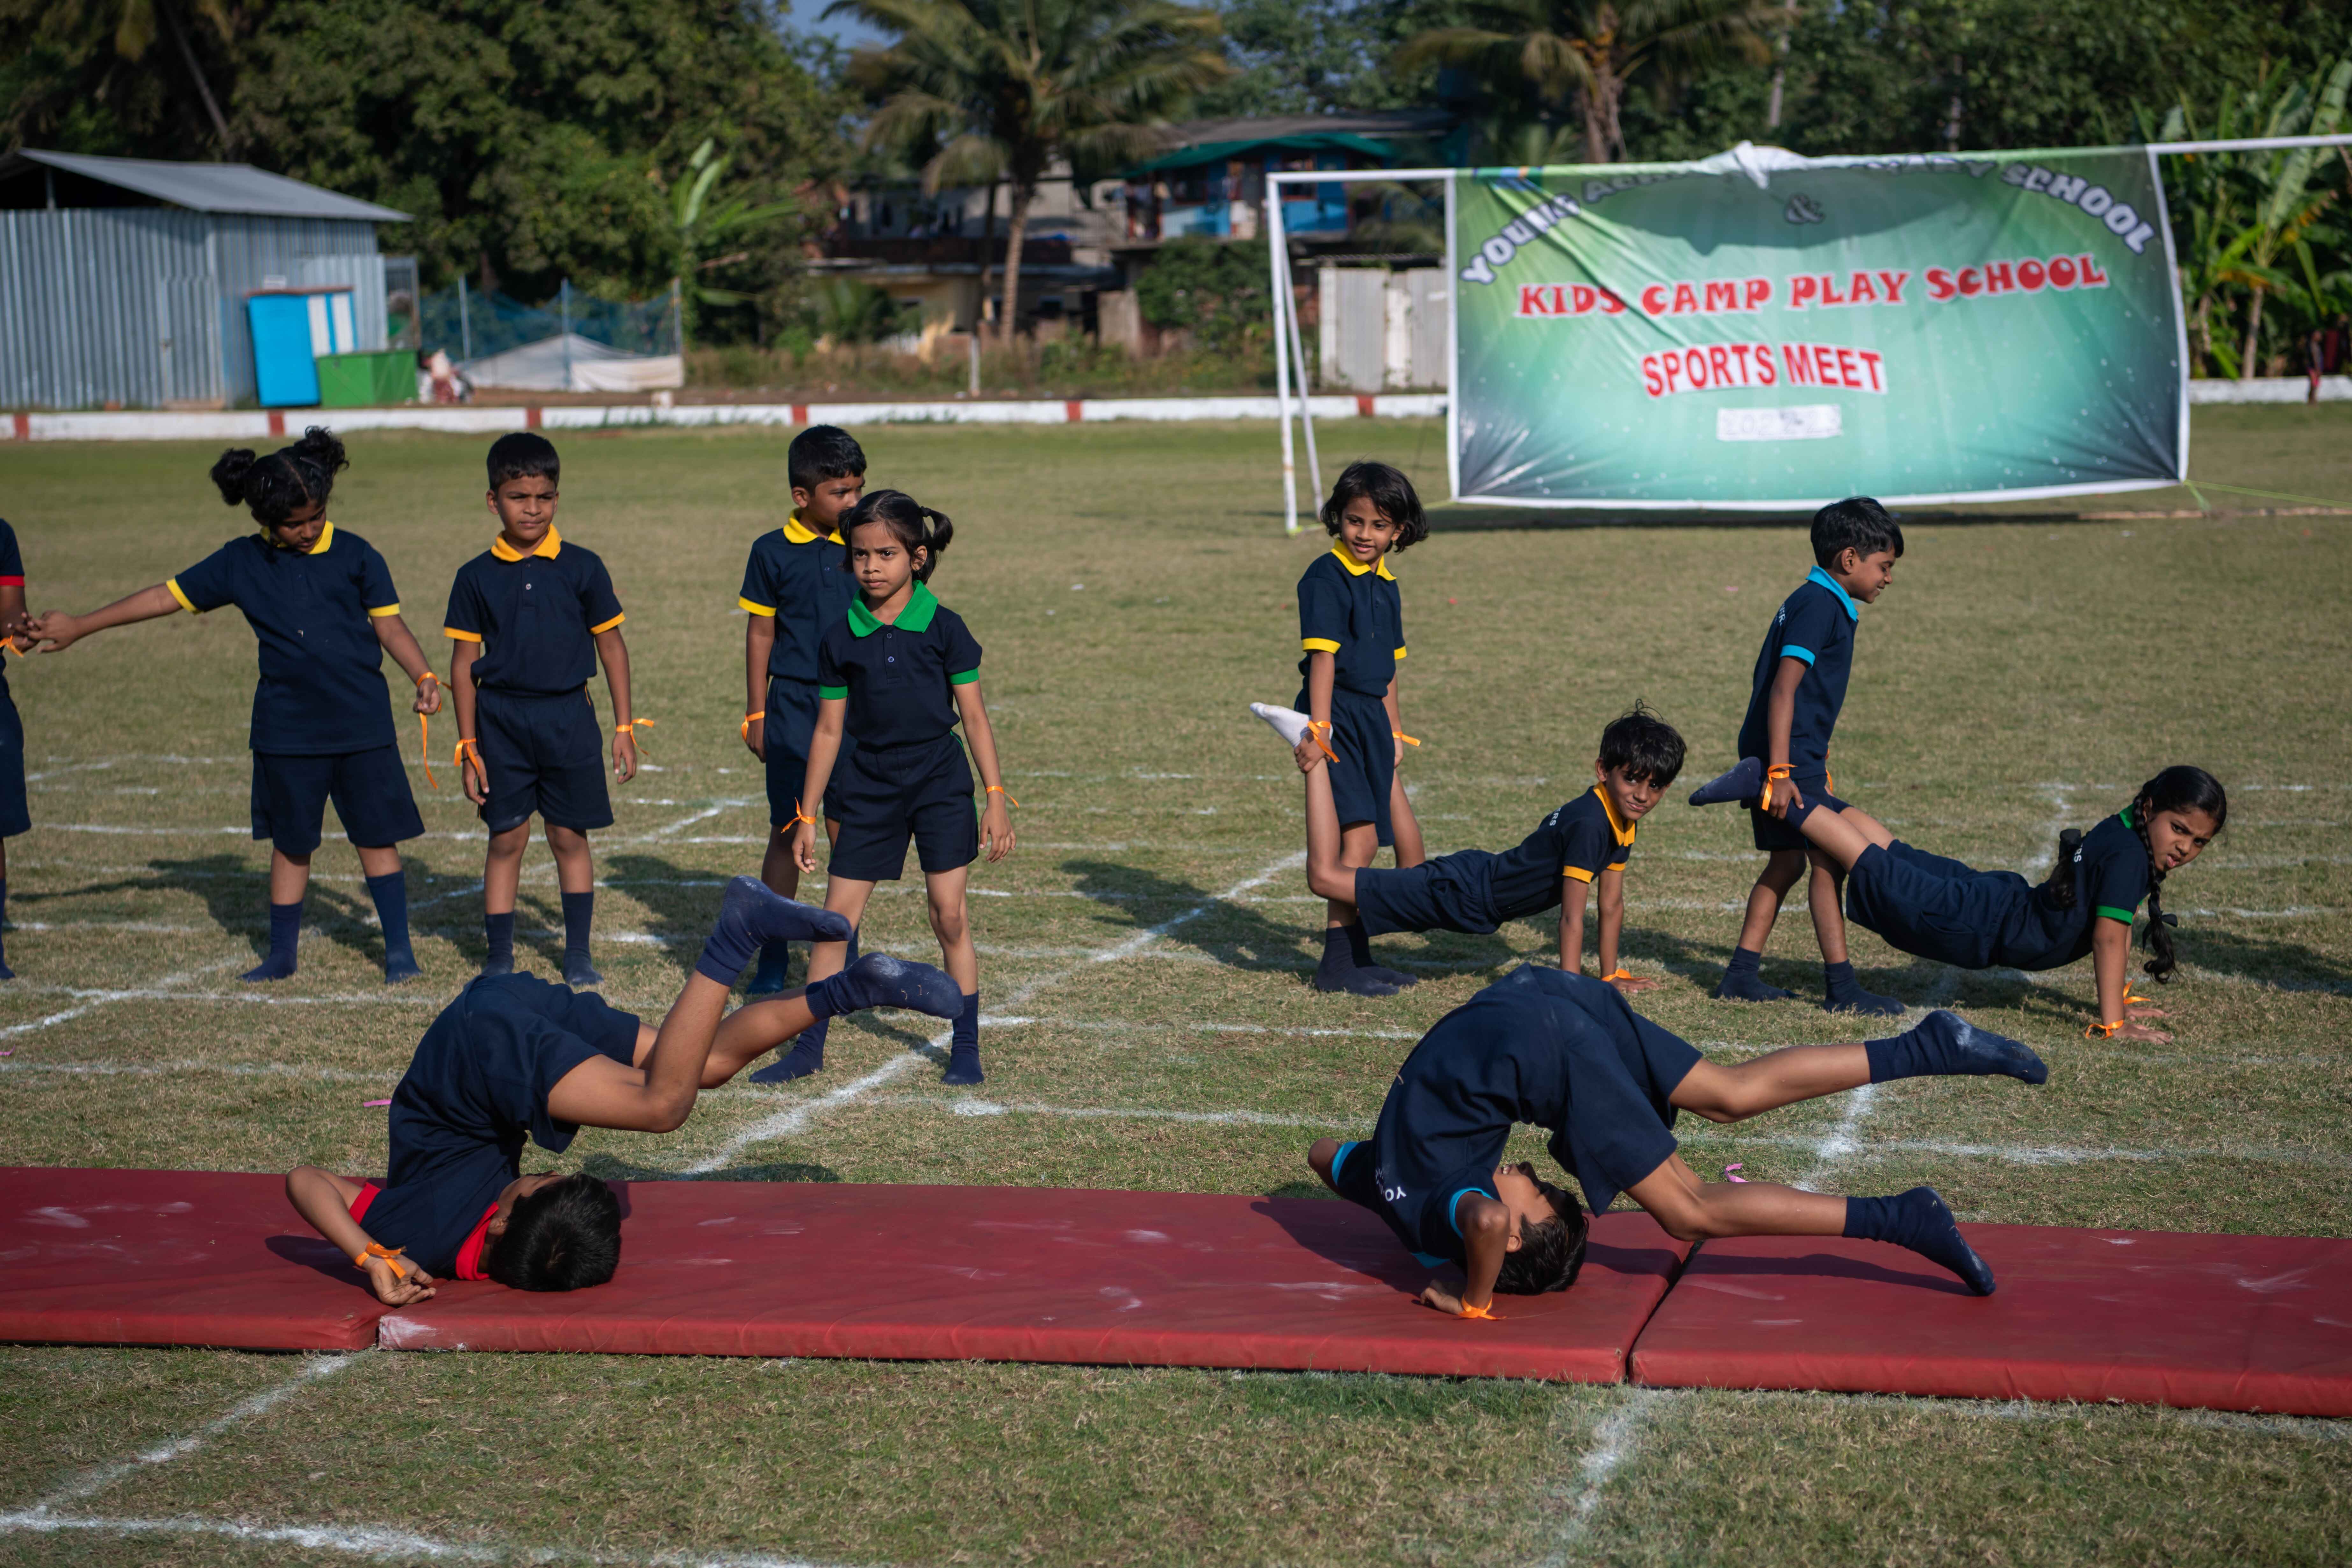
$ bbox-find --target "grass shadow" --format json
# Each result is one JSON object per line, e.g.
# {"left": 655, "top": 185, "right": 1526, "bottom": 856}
{"left": 1060, "top": 856, "right": 1321, "bottom": 979}
{"left": 34, "top": 853, "right": 410, "bottom": 970}
{"left": 600, "top": 852, "right": 732, "bottom": 980}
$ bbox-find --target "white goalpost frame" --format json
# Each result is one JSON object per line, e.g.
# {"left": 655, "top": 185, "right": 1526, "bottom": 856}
{"left": 1262, "top": 138, "right": 2352, "bottom": 528}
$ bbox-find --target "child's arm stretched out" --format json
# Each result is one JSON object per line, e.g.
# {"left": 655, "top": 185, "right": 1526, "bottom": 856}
{"left": 743, "top": 614, "right": 775, "bottom": 760}
{"left": 26, "top": 584, "right": 185, "bottom": 651}
{"left": 1558, "top": 875, "right": 1590, "bottom": 975}
{"left": 1595, "top": 867, "right": 1653, "bottom": 993}
{"left": 284, "top": 1166, "right": 439, "bottom": 1306}
{"left": 955, "top": 679, "right": 1017, "bottom": 863}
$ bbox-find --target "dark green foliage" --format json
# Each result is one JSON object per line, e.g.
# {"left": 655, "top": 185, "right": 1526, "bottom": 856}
{"left": 1134, "top": 234, "right": 1270, "bottom": 354}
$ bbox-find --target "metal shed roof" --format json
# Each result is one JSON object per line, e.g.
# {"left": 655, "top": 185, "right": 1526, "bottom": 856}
{"left": 0, "top": 149, "right": 408, "bottom": 222}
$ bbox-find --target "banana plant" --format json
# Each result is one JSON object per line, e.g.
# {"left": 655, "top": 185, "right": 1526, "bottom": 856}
{"left": 671, "top": 138, "right": 799, "bottom": 346}
{"left": 2215, "top": 59, "right": 2348, "bottom": 378}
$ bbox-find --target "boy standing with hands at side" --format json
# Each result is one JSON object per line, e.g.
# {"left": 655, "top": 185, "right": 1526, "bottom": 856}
{"left": 1688, "top": 497, "right": 1905, "bottom": 1014}
{"left": 737, "top": 426, "right": 864, "bottom": 995}
{"left": 446, "top": 433, "right": 639, "bottom": 987}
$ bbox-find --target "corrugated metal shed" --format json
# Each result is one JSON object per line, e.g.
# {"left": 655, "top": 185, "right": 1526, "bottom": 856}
{"left": 0, "top": 150, "right": 405, "bottom": 411}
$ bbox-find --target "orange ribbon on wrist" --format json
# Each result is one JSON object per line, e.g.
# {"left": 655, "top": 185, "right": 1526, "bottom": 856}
{"left": 2085, "top": 1020, "right": 2123, "bottom": 1038}
{"left": 420, "top": 712, "right": 435, "bottom": 789}
{"left": 1303, "top": 720, "right": 1337, "bottom": 764}
{"left": 986, "top": 784, "right": 1018, "bottom": 806}
{"left": 617, "top": 718, "right": 654, "bottom": 745}
{"left": 454, "top": 736, "right": 482, "bottom": 780}
{"left": 741, "top": 710, "right": 764, "bottom": 742}
{"left": 1457, "top": 1299, "right": 1502, "bottom": 1321}
{"left": 783, "top": 798, "right": 817, "bottom": 832}
{"left": 1601, "top": 968, "right": 1633, "bottom": 982}
{"left": 1392, "top": 729, "right": 1421, "bottom": 747}
{"left": 353, "top": 1242, "right": 409, "bottom": 1280}
{"left": 1766, "top": 764, "right": 1795, "bottom": 780}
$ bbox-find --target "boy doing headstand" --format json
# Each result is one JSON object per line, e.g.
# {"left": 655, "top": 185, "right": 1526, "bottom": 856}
{"left": 738, "top": 426, "right": 865, "bottom": 995}
{"left": 1689, "top": 497, "right": 1905, "bottom": 1015}
{"left": 1253, "top": 703, "right": 1683, "bottom": 990}
{"left": 447, "top": 433, "right": 638, "bottom": 986}
{"left": 1310, "top": 965, "right": 2046, "bottom": 1317}
{"left": 286, "top": 879, "right": 965, "bottom": 1303}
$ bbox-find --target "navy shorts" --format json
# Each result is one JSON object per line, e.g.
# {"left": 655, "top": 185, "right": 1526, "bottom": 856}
{"left": 475, "top": 687, "right": 613, "bottom": 835}
{"left": 1354, "top": 849, "right": 1502, "bottom": 937}
{"left": 0, "top": 690, "right": 27, "bottom": 839}
{"left": 827, "top": 733, "right": 977, "bottom": 882}
{"left": 1297, "top": 686, "right": 1394, "bottom": 847}
{"left": 763, "top": 677, "right": 846, "bottom": 827}
{"left": 1749, "top": 774, "right": 1848, "bottom": 853}
{"left": 1329, "top": 1136, "right": 1447, "bottom": 1267}
{"left": 250, "top": 745, "right": 423, "bottom": 856}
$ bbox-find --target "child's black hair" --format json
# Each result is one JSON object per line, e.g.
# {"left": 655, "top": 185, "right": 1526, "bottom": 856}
{"left": 789, "top": 424, "right": 868, "bottom": 494}
{"left": 840, "top": 489, "right": 952, "bottom": 583}
{"left": 484, "top": 1173, "right": 620, "bottom": 1292}
{"left": 1811, "top": 496, "right": 1903, "bottom": 568}
{"left": 1495, "top": 1178, "right": 1590, "bottom": 1295}
{"left": 1319, "top": 461, "right": 1429, "bottom": 552}
{"left": 2039, "top": 764, "right": 2227, "bottom": 983}
{"left": 209, "top": 426, "right": 348, "bottom": 528}
{"left": 487, "top": 431, "right": 560, "bottom": 490}
{"left": 1598, "top": 702, "right": 1686, "bottom": 787}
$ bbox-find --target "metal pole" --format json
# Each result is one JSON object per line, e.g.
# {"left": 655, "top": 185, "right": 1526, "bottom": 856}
{"left": 968, "top": 324, "right": 980, "bottom": 396}
{"left": 560, "top": 278, "right": 573, "bottom": 392}
{"left": 2146, "top": 133, "right": 2352, "bottom": 154}
{"left": 1279, "top": 236, "right": 1322, "bottom": 506}
{"left": 1268, "top": 187, "right": 1297, "bottom": 534}
{"left": 458, "top": 275, "right": 471, "bottom": 362}
{"left": 1442, "top": 171, "right": 1460, "bottom": 504}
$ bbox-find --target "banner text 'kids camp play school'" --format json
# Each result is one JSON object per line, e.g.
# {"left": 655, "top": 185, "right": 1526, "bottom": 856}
{"left": 1449, "top": 145, "right": 2187, "bottom": 507}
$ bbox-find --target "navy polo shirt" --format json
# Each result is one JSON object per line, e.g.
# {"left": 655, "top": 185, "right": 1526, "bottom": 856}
{"left": 1297, "top": 544, "right": 1406, "bottom": 697}
{"left": 1487, "top": 786, "right": 1637, "bottom": 919}
{"left": 816, "top": 582, "right": 982, "bottom": 749}
{"left": 0, "top": 519, "right": 22, "bottom": 702}
{"left": 1735, "top": 566, "right": 1860, "bottom": 776}
{"left": 443, "top": 527, "right": 625, "bottom": 695}
{"left": 739, "top": 516, "right": 857, "bottom": 684}
{"left": 360, "top": 974, "right": 642, "bottom": 1277}
{"left": 1367, "top": 967, "right": 1698, "bottom": 1265}
{"left": 167, "top": 522, "right": 403, "bottom": 756}
{"left": 2018, "top": 809, "right": 2153, "bottom": 968}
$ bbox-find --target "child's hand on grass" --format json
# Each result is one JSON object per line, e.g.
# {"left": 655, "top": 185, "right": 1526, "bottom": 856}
{"left": 1608, "top": 974, "right": 1660, "bottom": 996}
{"left": 2115, "top": 1020, "right": 2172, "bottom": 1044}
{"left": 981, "top": 798, "right": 1016, "bottom": 863}
{"left": 362, "top": 1255, "right": 437, "bottom": 1307}
{"left": 612, "top": 729, "right": 638, "bottom": 784}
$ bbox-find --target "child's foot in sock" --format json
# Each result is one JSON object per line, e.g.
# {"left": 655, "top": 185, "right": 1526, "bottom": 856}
{"left": 563, "top": 953, "right": 604, "bottom": 988}
{"left": 241, "top": 952, "right": 298, "bottom": 983}
{"left": 1249, "top": 701, "right": 1312, "bottom": 748}
{"left": 1821, "top": 960, "right": 1904, "bottom": 1016}
{"left": 1687, "top": 756, "right": 1764, "bottom": 806}
{"left": 383, "top": 951, "right": 423, "bottom": 985}
{"left": 1344, "top": 923, "right": 1418, "bottom": 988}
{"left": 942, "top": 990, "right": 983, "bottom": 1085}
{"left": 1868, "top": 1011, "right": 2046, "bottom": 1085}
{"left": 244, "top": 902, "right": 302, "bottom": 983}
{"left": 1712, "top": 969, "right": 1792, "bottom": 1001}
{"left": 943, "top": 1043, "right": 984, "bottom": 1085}
{"left": 479, "top": 953, "right": 515, "bottom": 978}
{"left": 751, "top": 1022, "right": 826, "bottom": 1084}
{"left": 695, "top": 877, "right": 855, "bottom": 984}
{"left": 809, "top": 953, "right": 964, "bottom": 1019}
{"left": 1846, "top": 1187, "right": 1996, "bottom": 1295}
{"left": 746, "top": 941, "right": 794, "bottom": 996}
{"left": 0, "top": 959, "right": 14, "bottom": 981}
{"left": 1314, "top": 927, "right": 1397, "bottom": 997}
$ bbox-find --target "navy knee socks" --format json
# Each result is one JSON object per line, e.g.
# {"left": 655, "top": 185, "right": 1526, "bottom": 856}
{"left": 243, "top": 900, "right": 302, "bottom": 983}
{"left": 366, "top": 870, "right": 419, "bottom": 984}
{"left": 1344, "top": 921, "right": 1417, "bottom": 989}
{"left": 1713, "top": 945, "right": 1791, "bottom": 1002}
{"left": 1867, "top": 1011, "right": 2046, "bottom": 1084}
{"left": 561, "top": 891, "right": 600, "bottom": 987}
{"left": 943, "top": 990, "right": 983, "bottom": 1085}
{"left": 748, "top": 940, "right": 795, "bottom": 995}
{"left": 1315, "top": 925, "right": 1397, "bottom": 997}
{"left": 483, "top": 911, "right": 516, "bottom": 976}
{"left": 0, "top": 878, "right": 13, "bottom": 980}
{"left": 1844, "top": 1187, "right": 1996, "bottom": 1294}
{"left": 1821, "top": 959, "right": 1903, "bottom": 1016}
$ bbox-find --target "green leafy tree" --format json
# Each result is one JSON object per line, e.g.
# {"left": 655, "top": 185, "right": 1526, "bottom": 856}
{"left": 828, "top": 0, "right": 1231, "bottom": 342}
{"left": 672, "top": 137, "right": 801, "bottom": 345}
{"left": 1134, "top": 233, "right": 1267, "bottom": 352}
{"left": 1, "top": 0, "right": 236, "bottom": 153}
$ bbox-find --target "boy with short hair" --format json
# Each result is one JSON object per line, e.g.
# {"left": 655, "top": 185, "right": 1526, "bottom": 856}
{"left": 737, "top": 426, "right": 865, "bottom": 996}
{"left": 1687, "top": 497, "right": 1905, "bottom": 1014}
{"left": 1252, "top": 703, "right": 1683, "bottom": 990}
{"left": 1309, "top": 965, "right": 2046, "bottom": 1317}
{"left": 446, "top": 433, "right": 636, "bottom": 987}
{"left": 285, "top": 878, "right": 967, "bottom": 1303}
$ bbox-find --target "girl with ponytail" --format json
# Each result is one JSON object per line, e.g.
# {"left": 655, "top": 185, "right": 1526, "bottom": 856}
{"left": 784, "top": 490, "right": 1016, "bottom": 1089}
{"left": 28, "top": 428, "right": 441, "bottom": 985}
{"left": 1682, "top": 759, "right": 2225, "bottom": 1043}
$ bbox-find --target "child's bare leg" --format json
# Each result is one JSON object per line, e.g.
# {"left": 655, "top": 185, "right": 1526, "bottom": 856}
{"left": 759, "top": 830, "right": 802, "bottom": 901}
{"left": 544, "top": 824, "right": 599, "bottom": 985}
{"left": 1314, "top": 820, "right": 1400, "bottom": 996}
{"left": 1387, "top": 772, "right": 1425, "bottom": 869}
{"left": 703, "top": 992, "right": 823, "bottom": 1083}
{"left": 1301, "top": 762, "right": 1360, "bottom": 904}
{"left": 928, "top": 863, "right": 982, "bottom": 1084}
{"left": 1805, "top": 839, "right": 1903, "bottom": 1015}
{"left": 483, "top": 822, "right": 530, "bottom": 913}
{"left": 1326, "top": 823, "right": 1380, "bottom": 929}
{"left": 804, "top": 877, "right": 874, "bottom": 986}
{"left": 246, "top": 846, "right": 315, "bottom": 981}
{"left": 1669, "top": 1049, "right": 1870, "bottom": 1122}
{"left": 268, "top": 847, "right": 314, "bottom": 906}
{"left": 1807, "top": 849, "right": 1849, "bottom": 964}
{"left": 1717, "top": 849, "right": 1803, "bottom": 1001}
{"left": 1790, "top": 806, "right": 1879, "bottom": 873}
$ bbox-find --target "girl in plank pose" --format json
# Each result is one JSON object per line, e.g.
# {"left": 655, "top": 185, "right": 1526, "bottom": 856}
{"left": 1685, "top": 762, "right": 2225, "bottom": 1042}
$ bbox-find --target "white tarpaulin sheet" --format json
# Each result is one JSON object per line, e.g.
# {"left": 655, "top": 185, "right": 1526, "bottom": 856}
{"left": 462, "top": 333, "right": 684, "bottom": 393}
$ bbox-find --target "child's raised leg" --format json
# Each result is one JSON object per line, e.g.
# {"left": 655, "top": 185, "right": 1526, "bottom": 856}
{"left": 354, "top": 842, "right": 419, "bottom": 984}
{"left": 1717, "top": 848, "right": 1803, "bottom": 1002}
{"left": 545, "top": 824, "right": 599, "bottom": 987}
{"left": 1303, "top": 754, "right": 1414, "bottom": 992}
{"left": 752, "top": 817, "right": 842, "bottom": 994}
{"left": 482, "top": 820, "right": 532, "bottom": 976}
{"left": 926, "top": 863, "right": 982, "bottom": 1085}
{"left": 245, "top": 846, "right": 313, "bottom": 983}
{"left": 754, "top": 873, "right": 876, "bottom": 1083}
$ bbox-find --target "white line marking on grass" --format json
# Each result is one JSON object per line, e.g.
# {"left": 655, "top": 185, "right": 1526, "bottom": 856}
{"left": 684, "top": 851, "right": 1304, "bottom": 1172}
{"left": 1, "top": 1058, "right": 397, "bottom": 1085}
{"left": 887, "top": 1094, "right": 1329, "bottom": 1128}
{"left": 0, "top": 955, "right": 247, "bottom": 1040}
{"left": 0, "top": 1511, "right": 864, "bottom": 1566}
{"left": 1701, "top": 1129, "right": 2352, "bottom": 1169}
{"left": 1539, "top": 1387, "right": 1668, "bottom": 1563}
{"left": 21, "top": 1353, "right": 361, "bottom": 1513}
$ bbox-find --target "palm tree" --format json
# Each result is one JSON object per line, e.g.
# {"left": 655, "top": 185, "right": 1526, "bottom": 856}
{"left": 1399, "top": 0, "right": 1775, "bottom": 165}
{"left": 46, "top": 0, "right": 237, "bottom": 151}
{"left": 825, "top": 0, "right": 1230, "bottom": 343}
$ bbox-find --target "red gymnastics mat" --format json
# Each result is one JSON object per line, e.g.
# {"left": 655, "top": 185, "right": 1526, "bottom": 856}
{"left": 1629, "top": 1225, "right": 2352, "bottom": 1415}
{"left": 0, "top": 1168, "right": 390, "bottom": 1351}
{"left": 381, "top": 1182, "right": 1690, "bottom": 1381}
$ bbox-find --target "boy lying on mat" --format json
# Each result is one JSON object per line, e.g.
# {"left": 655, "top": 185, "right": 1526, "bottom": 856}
{"left": 1309, "top": 966, "right": 2047, "bottom": 1316}
{"left": 287, "top": 878, "right": 963, "bottom": 1305}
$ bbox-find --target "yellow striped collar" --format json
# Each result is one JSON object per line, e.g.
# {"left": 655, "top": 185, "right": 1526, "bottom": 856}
{"left": 491, "top": 525, "right": 561, "bottom": 562}
{"left": 1328, "top": 541, "right": 1395, "bottom": 580}
{"left": 1594, "top": 784, "right": 1636, "bottom": 846}
{"left": 268, "top": 519, "right": 334, "bottom": 554}
{"left": 783, "top": 513, "right": 845, "bottom": 547}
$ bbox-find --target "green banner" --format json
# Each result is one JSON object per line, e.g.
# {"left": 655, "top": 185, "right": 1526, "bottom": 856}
{"left": 1450, "top": 145, "right": 2185, "bottom": 507}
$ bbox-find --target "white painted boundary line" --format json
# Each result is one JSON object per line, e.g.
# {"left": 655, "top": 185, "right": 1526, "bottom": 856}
{"left": 0, "top": 1511, "right": 861, "bottom": 1567}
{"left": 682, "top": 851, "right": 1305, "bottom": 1172}
{"left": 1538, "top": 1387, "right": 1668, "bottom": 1564}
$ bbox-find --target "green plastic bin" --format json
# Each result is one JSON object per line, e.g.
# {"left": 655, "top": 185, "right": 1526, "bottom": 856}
{"left": 315, "top": 350, "right": 416, "bottom": 408}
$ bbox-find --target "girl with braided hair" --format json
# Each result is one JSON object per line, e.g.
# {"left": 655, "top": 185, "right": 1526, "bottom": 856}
{"left": 1684, "top": 761, "right": 2225, "bottom": 1043}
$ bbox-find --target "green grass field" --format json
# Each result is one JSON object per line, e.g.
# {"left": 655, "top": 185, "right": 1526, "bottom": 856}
{"left": 1, "top": 407, "right": 2348, "bottom": 1566}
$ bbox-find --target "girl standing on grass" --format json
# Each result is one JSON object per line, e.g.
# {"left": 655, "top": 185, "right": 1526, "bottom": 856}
{"left": 1684, "top": 761, "right": 2225, "bottom": 1042}
{"left": 30, "top": 429, "right": 441, "bottom": 985}
{"left": 1261, "top": 461, "right": 1427, "bottom": 997}
{"left": 785, "top": 490, "right": 1015, "bottom": 1087}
